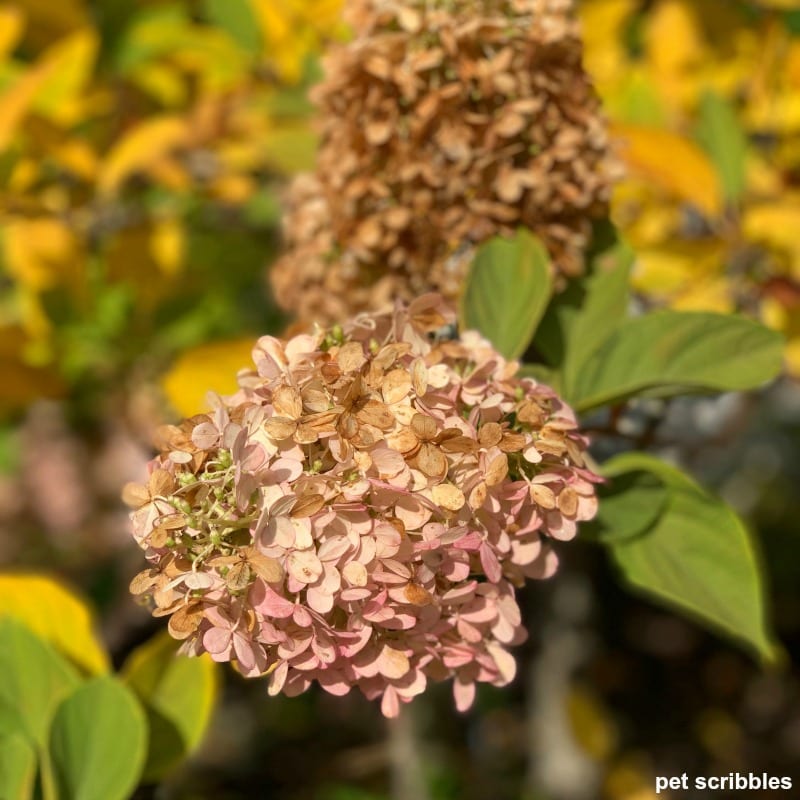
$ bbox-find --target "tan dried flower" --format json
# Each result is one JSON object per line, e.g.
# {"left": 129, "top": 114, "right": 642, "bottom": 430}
{"left": 271, "top": 0, "right": 615, "bottom": 326}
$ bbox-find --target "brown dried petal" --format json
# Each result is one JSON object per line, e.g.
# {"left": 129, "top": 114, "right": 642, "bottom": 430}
{"left": 478, "top": 423, "right": 503, "bottom": 448}
{"left": 518, "top": 401, "right": 547, "bottom": 427}
{"left": 404, "top": 583, "right": 433, "bottom": 606}
{"left": 417, "top": 442, "right": 447, "bottom": 478}
{"left": 431, "top": 483, "right": 466, "bottom": 512}
{"left": 557, "top": 487, "right": 579, "bottom": 517}
{"left": 291, "top": 494, "right": 326, "bottom": 518}
{"left": 356, "top": 400, "right": 395, "bottom": 430}
{"left": 440, "top": 435, "right": 478, "bottom": 454}
{"left": 264, "top": 417, "right": 298, "bottom": 440}
{"left": 148, "top": 469, "right": 176, "bottom": 498}
{"left": 272, "top": 385, "right": 303, "bottom": 419}
{"left": 531, "top": 484, "right": 556, "bottom": 510}
{"left": 129, "top": 568, "right": 161, "bottom": 595}
{"left": 337, "top": 341, "right": 367, "bottom": 373}
{"left": 158, "top": 513, "right": 187, "bottom": 530}
{"left": 382, "top": 369, "right": 412, "bottom": 404}
{"left": 122, "top": 482, "right": 151, "bottom": 509}
{"left": 498, "top": 432, "right": 527, "bottom": 453}
{"left": 484, "top": 453, "right": 509, "bottom": 487}
{"left": 168, "top": 603, "right": 204, "bottom": 640}
{"left": 411, "top": 413, "right": 438, "bottom": 441}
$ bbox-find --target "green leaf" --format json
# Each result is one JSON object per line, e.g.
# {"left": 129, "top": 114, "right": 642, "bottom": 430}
{"left": 562, "top": 242, "right": 634, "bottom": 396}
{"left": 570, "top": 311, "right": 784, "bottom": 412}
{"left": 0, "top": 733, "right": 37, "bottom": 800}
{"left": 0, "top": 573, "right": 110, "bottom": 676}
{"left": 696, "top": 91, "right": 748, "bottom": 205}
{"left": 48, "top": 677, "right": 147, "bottom": 800}
{"left": 583, "top": 467, "right": 669, "bottom": 545}
{"left": 601, "top": 453, "right": 778, "bottom": 662}
{"left": 122, "top": 631, "right": 219, "bottom": 782}
{"left": 460, "top": 229, "right": 553, "bottom": 360}
{"left": 0, "top": 619, "right": 80, "bottom": 747}
{"left": 202, "top": 0, "right": 261, "bottom": 54}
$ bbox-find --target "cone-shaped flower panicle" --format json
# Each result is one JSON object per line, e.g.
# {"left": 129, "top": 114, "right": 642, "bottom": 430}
{"left": 272, "top": 0, "right": 615, "bottom": 326}
{"left": 126, "top": 296, "right": 599, "bottom": 716}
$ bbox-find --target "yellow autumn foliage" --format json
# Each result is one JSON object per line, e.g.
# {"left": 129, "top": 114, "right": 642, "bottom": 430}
{"left": 580, "top": 0, "right": 800, "bottom": 374}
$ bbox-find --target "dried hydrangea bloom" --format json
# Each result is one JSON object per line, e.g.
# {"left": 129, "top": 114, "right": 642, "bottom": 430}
{"left": 126, "top": 296, "right": 599, "bottom": 716}
{"left": 271, "top": 0, "right": 615, "bottom": 326}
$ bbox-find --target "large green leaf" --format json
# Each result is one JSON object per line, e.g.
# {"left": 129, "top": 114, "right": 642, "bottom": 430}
{"left": 0, "top": 573, "right": 110, "bottom": 676}
{"left": 0, "top": 619, "right": 80, "bottom": 747}
{"left": 601, "top": 453, "right": 778, "bottom": 662}
{"left": 582, "top": 467, "right": 669, "bottom": 545}
{"left": 570, "top": 311, "right": 784, "bottom": 412}
{"left": 48, "top": 677, "right": 147, "bottom": 800}
{"left": 460, "top": 229, "right": 553, "bottom": 360}
{"left": 696, "top": 91, "right": 748, "bottom": 205}
{"left": 0, "top": 732, "right": 37, "bottom": 800}
{"left": 561, "top": 242, "right": 634, "bottom": 396}
{"left": 122, "top": 631, "right": 219, "bottom": 782}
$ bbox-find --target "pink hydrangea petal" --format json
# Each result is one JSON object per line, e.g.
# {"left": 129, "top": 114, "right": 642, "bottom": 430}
{"left": 453, "top": 678, "right": 476, "bottom": 712}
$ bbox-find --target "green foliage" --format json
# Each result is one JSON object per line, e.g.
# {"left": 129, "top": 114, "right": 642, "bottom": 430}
{"left": 122, "top": 631, "right": 219, "bottom": 781}
{"left": 48, "top": 677, "right": 148, "bottom": 800}
{"left": 0, "top": 732, "right": 37, "bottom": 800}
{"left": 598, "top": 453, "right": 778, "bottom": 663}
{"left": 559, "top": 241, "right": 634, "bottom": 398}
{"left": 696, "top": 91, "right": 749, "bottom": 205}
{"left": 0, "top": 619, "right": 80, "bottom": 747}
{"left": 460, "top": 229, "right": 553, "bottom": 360}
{"left": 570, "top": 310, "right": 784, "bottom": 412}
{"left": 461, "top": 222, "right": 783, "bottom": 661}
{"left": 0, "top": 580, "right": 218, "bottom": 799}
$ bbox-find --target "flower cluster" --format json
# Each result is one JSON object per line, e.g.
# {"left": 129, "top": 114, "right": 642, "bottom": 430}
{"left": 271, "top": 0, "right": 615, "bottom": 326}
{"left": 126, "top": 296, "right": 599, "bottom": 716}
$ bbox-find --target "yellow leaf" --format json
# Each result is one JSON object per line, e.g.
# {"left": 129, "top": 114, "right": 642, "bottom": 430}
{"left": 0, "top": 6, "right": 24, "bottom": 58}
{"left": 613, "top": 124, "right": 722, "bottom": 218}
{"left": 30, "top": 28, "right": 98, "bottom": 126}
{"left": 162, "top": 338, "right": 257, "bottom": 417}
{"left": 150, "top": 218, "right": 186, "bottom": 277}
{"left": 98, "top": 116, "right": 188, "bottom": 195}
{"left": 744, "top": 200, "right": 800, "bottom": 273}
{"left": 3, "top": 217, "right": 82, "bottom": 292}
{"left": 643, "top": 0, "right": 706, "bottom": 109}
{"left": 632, "top": 241, "right": 726, "bottom": 300}
{"left": 0, "top": 572, "right": 110, "bottom": 675}
{"left": 13, "top": 0, "right": 89, "bottom": 50}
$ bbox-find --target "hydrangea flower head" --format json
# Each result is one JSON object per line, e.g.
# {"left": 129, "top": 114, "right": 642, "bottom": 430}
{"left": 272, "top": 0, "right": 616, "bottom": 325}
{"left": 126, "top": 296, "right": 599, "bottom": 716}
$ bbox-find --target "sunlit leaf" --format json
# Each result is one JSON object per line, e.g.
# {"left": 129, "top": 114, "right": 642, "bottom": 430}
{"left": 582, "top": 468, "right": 669, "bottom": 545}
{"left": 0, "top": 573, "right": 110, "bottom": 676}
{"left": 0, "top": 618, "right": 80, "bottom": 747}
{"left": 98, "top": 116, "right": 188, "bottom": 195}
{"left": 0, "top": 732, "right": 37, "bottom": 800}
{"left": 612, "top": 123, "right": 722, "bottom": 218}
{"left": 48, "top": 677, "right": 147, "bottom": 800}
{"left": 601, "top": 453, "right": 779, "bottom": 662}
{"left": 561, "top": 241, "right": 633, "bottom": 396}
{"left": 122, "top": 631, "right": 219, "bottom": 781}
{"left": 162, "top": 337, "right": 257, "bottom": 417}
{"left": 569, "top": 311, "right": 784, "bottom": 412}
{"left": 31, "top": 28, "right": 98, "bottom": 126}
{"left": 460, "top": 229, "right": 553, "bottom": 361}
